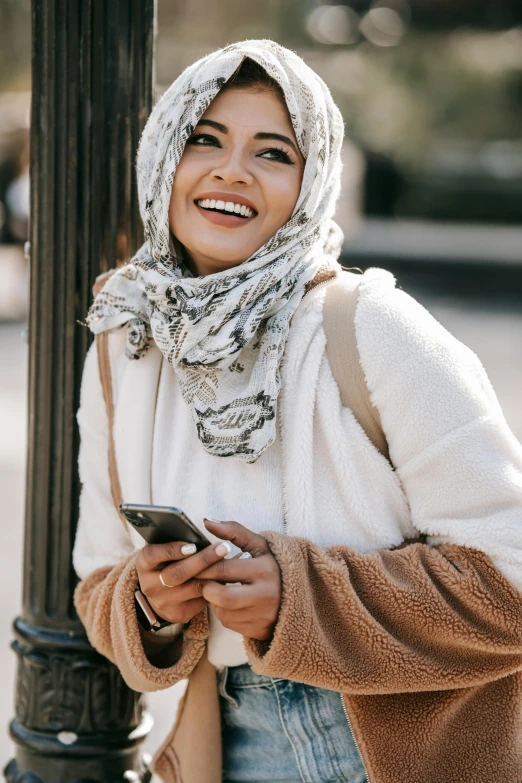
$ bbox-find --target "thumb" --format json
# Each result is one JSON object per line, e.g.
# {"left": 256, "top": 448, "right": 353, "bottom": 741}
{"left": 203, "top": 518, "right": 269, "bottom": 558}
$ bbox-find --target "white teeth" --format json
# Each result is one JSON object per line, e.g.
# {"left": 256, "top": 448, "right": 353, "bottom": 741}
{"left": 196, "top": 198, "right": 255, "bottom": 217}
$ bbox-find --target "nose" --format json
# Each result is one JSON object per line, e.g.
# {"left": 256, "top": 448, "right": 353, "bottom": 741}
{"left": 209, "top": 147, "right": 254, "bottom": 187}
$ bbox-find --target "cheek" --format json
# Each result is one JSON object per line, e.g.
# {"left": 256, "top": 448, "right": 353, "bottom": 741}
{"left": 265, "top": 171, "right": 302, "bottom": 227}
{"left": 169, "top": 157, "right": 200, "bottom": 224}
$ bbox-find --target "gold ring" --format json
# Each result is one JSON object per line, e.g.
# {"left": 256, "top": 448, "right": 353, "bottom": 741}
{"left": 159, "top": 570, "right": 175, "bottom": 589}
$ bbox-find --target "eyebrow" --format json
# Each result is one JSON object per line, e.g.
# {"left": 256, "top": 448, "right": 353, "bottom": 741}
{"left": 196, "top": 119, "right": 299, "bottom": 156}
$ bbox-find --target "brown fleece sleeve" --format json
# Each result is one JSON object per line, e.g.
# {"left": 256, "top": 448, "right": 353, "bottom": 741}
{"left": 74, "top": 551, "right": 209, "bottom": 692}
{"left": 245, "top": 533, "right": 522, "bottom": 695}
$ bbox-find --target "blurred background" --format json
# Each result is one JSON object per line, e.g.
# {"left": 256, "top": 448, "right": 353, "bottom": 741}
{"left": 1, "top": 0, "right": 522, "bottom": 771}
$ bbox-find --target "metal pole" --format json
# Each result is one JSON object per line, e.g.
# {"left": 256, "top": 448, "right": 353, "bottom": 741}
{"left": 5, "top": 1, "right": 156, "bottom": 780}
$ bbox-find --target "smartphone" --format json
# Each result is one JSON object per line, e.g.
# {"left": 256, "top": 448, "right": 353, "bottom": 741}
{"left": 119, "top": 503, "right": 211, "bottom": 550}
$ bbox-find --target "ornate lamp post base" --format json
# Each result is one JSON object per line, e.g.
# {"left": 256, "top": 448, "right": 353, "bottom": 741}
{"left": 5, "top": 623, "right": 152, "bottom": 783}
{"left": 5, "top": 743, "right": 151, "bottom": 783}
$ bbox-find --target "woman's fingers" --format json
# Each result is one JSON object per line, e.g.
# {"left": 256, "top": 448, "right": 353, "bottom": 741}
{"left": 143, "top": 577, "right": 208, "bottom": 624}
{"left": 136, "top": 539, "right": 235, "bottom": 625}
{"left": 136, "top": 539, "right": 232, "bottom": 586}
{"left": 197, "top": 555, "right": 266, "bottom": 584}
{"left": 202, "top": 579, "right": 281, "bottom": 642}
{"left": 195, "top": 521, "right": 282, "bottom": 643}
{"left": 201, "top": 580, "right": 252, "bottom": 610}
{"left": 138, "top": 539, "right": 217, "bottom": 568}
{"left": 148, "top": 594, "right": 208, "bottom": 626}
{"left": 170, "top": 596, "right": 208, "bottom": 625}
{"left": 140, "top": 575, "right": 205, "bottom": 604}
{"left": 203, "top": 518, "right": 270, "bottom": 557}
{"left": 135, "top": 521, "right": 277, "bottom": 631}
{"left": 157, "top": 541, "right": 231, "bottom": 588}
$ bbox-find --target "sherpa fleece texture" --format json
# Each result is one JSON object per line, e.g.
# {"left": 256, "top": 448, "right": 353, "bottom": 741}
{"left": 74, "top": 268, "right": 522, "bottom": 598}
{"left": 244, "top": 531, "right": 522, "bottom": 781}
{"left": 73, "top": 553, "right": 209, "bottom": 693}
{"left": 73, "top": 269, "right": 522, "bottom": 782}
{"left": 74, "top": 533, "right": 522, "bottom": 783}
{"left": 247, "top": 534, "right": 522, "bottom": 692}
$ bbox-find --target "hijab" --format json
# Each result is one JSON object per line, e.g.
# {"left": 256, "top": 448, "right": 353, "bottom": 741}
{"left": 87, "top": 39, "right": 344, "bottom": 462}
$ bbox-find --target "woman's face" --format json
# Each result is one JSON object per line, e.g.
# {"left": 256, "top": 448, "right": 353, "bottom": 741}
{"left": 169, "top": 87, "right": 305, "bottom": 276}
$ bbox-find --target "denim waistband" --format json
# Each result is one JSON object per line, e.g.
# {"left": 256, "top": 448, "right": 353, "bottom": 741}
{"left": 218, "top": 663, "right": 367, "bottom": 782}
{"left": 222, "top": 661, "right": 281, "bottom": 687}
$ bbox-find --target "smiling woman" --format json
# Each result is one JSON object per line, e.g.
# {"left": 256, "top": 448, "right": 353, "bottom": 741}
{"left": 169, "top": 63, "right": 305, "bottom": 275}
{"left": 85, "top": 43, "right": 344, "bottom": 462}
{"left": 74, "top": 39, "right": 522, "bottom": 783}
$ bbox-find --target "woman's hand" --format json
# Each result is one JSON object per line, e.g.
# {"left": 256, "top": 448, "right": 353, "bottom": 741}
{"left": 197, "top": 518, "right": 282, "bottom": 642}
{"left": 135, "top": 538, "right": 232, "bottom": 625}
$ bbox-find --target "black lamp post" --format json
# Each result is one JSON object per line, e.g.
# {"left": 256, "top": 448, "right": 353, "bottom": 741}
{"left": 4, "top": 1, "right": 156, "bottom": 780}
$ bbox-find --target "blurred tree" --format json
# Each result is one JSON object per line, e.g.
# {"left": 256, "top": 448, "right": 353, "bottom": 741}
{"left": 310, "top": 29, "right": 522, "bottom": 163}
{"left": 0, "top": 0, "right": 31, "bottom": 91}
{"left": 2, "top": 0, "right": 520, "bottom": 223}
{"left": 156, "top": 0, "right": 313, "bottom": 85}
{"left": 343, "top": 0, "right": 522, "bottom": 30}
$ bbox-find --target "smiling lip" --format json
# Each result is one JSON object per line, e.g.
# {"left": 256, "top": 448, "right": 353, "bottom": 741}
{"left": 193, "top": 192, "right": 258, "bottom": 214}
{"left": 193, "top": 192, "right": 258, "bottom": 229}
{"left": 196, "top": 204, "right": 253, "bottom": 228}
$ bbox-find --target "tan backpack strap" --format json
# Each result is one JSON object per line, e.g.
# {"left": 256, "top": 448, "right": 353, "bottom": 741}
{"left": 324, "top": 272, "right": 391, "bottom": 463}
{"left": 95, "top": 331, "right": 126, "bottom": 525}
{"left": 92, "top": 269, "right": 126, "bottom": 522}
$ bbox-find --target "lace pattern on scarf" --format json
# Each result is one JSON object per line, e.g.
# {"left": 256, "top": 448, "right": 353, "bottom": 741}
{"left": 87, "top": 39, "right": 344, "bottom": 462}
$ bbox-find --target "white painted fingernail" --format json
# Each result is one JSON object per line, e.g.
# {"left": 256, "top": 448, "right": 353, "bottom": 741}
{"left": 205, "top": 517, "right": 222, "bottom": 523}
{"left": 215, "top": 542, "right": 231, "bottom": 557}
{"left": 181, "top": 543, "right": 197, "bottom": 556}
{"left": 239, "top": 552, "right": 252, "bottom": 560}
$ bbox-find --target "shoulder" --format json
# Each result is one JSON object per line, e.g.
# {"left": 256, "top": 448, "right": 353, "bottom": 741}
{"left": 354, "top": 267, "right": 491, "bottom": 396}
{"left": 351, "top": 268, "right": 504, "bottom": 460}
{"left": 355, "top": 266, "right": 448, "bottom": 346}
{"left": 321, "top": 266, "right": 459, "bottom": 374}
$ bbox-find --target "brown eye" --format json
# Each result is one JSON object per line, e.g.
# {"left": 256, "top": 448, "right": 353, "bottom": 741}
{"left": 259, "top": 147, "right": 294, "bottom": 165}
{"left": 188, "top": 133, "right": 220, "bottom": 147}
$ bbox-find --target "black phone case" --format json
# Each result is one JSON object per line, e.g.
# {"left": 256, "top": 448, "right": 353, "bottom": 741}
{"left": 119, "top": 503, "right": 211, "bottom": 550}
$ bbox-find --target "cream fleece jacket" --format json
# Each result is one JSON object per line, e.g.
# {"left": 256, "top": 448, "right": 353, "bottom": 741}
{"left": 73, "top": 268, "right": 522, "bottom": 622}
{"left": 73, "top": 268, "right": 522, "bottom": 783}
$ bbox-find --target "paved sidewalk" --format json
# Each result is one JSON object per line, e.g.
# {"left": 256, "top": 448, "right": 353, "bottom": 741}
{"left": 1, "top": 290, "right": 521, "bottom": 772}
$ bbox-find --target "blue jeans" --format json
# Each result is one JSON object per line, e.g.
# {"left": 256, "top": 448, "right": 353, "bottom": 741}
{"left": 218, "top": 663, "right": 367, "bottom": 783}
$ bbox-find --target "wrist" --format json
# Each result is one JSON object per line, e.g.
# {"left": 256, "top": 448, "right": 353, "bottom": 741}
{"left": 134, "top": 587, "right": 174, "bottom": 633}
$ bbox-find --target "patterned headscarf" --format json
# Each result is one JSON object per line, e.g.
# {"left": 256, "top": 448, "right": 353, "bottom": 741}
{"left": 87, "top": 39, "right": 344, "bottom": 462}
